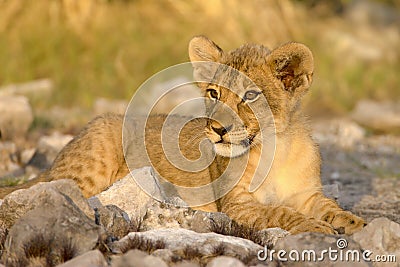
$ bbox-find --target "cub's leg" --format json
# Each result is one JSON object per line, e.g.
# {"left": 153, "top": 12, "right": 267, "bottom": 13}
{"left": 295, "top": 191, "right": 365, "bottom": 234}
{"left": 219, "top": 185, "right": 335, "bottom": 235}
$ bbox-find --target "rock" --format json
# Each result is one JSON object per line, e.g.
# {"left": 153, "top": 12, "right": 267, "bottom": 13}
{"left": 312, "top": 118, "right": 365, "bottom": 148}
{"left": 138, "top": 200, "right": 288, "bottom": 248}
{"left": 112, "top": 249, "right": 168, "bottom": 267}
{"left": 94, "top": 97, "right": 128, "bottom": 115}
{"left": 54, "top": 249, "right": 107, "bottom": 267}
{"left": 273, "top": 233, "right": 368, "bottom": 266}
{"left": 351, "top": 100, "right": 400, "bottom": 133}
{"left": 0, "top": 141, "right": 20, "bottom": 177}
{"left": 92, "top": 167, "right": 166, "bottom": 222}
{"left": 353, "top": 217, "right": 400, "bottom": 266}
{"left": 0, "top": 79, "right": 53, "bottom": 98}
{"left": 137, "top": 200, "right": 287, "bottom": 247}
{"left": 111, "top": 228, "right": 263, "bottom": 265}
{"left": 96, "top": 204, "right": 131, "bottom": 239}
{"left": 0, "top": 95, "right": 33, "bottom": 140}
{"left": 93, "top": 167, "right": 284, "bottom": 242}
{"left": 173, "top": 261, "right": 201, "bottom": 267}
{"left": 346, "top": 0, "right": 400, "bottom": 27}
{"left": 206, "top": 256, "right": 245, "bottom": 267}
{"left": 0, "top": 226, "right": 7, "bottom": 253}
{"left": 324, "top": 29, "right": 383, "bottom": 63}
{"left": 139, "top": 200, "right": 195, "bottom": 231}
{"left": 150, "top": 81, "right": 203, "bottom": 114}
{"left": 37, "top": 132, "right": 73, "bottom": 159}
{"left": 190, "top": 211, "right": 232, "bottom": 233}
{"left": 2, "top": 183, "right": 105, "bottom": 265}
{"left": 352, "top": 178, "right": 400, "bottom": 224}
{"left": 319, "top": 130, "right": 400, "bottom": 213}
{"left": 0, "top": 179, "right": 94, "bottom": 230}
{"left": 28, "top": 132, "right": 73, "bottom": 170}
{"left": 322, "top": 184, "right": 339, "bottom": 201}
{"left": 255, "top": 228, "right": 289, "bottom": 248}
{"left": 150, "top": 249, "right": 176, "bottom": 264}
{"left": 134, "top": 77, "right": 203, "bottom": 115}
{"left": 190, "top": 211, "right": 222, "bottom": 233}
{"left": 20, "top": 148, "right": 36, "bottom": 165}
{"left": 191, "top": 211, "right": 288, "bottom": 248}
{"left": 94, "top": 171, "right": 287, "bottom": 245}
{"left": 36, "top": 106, "right": 91, "bottom": 130}
{"left": 23, "top": 165, "right": 41, "bottom": 179}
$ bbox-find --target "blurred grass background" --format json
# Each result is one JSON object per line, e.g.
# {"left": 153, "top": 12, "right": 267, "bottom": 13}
{"left": 0, "top": 0, "right": 399, "bottom": 116}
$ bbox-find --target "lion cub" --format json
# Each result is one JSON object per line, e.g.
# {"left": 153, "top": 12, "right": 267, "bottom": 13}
{"left": 0, "top": 36, "right": 365, "bottom": 234}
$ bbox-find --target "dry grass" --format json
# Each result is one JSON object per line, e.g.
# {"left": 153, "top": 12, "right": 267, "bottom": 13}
{"left": 0, "top": 0, "right": 398, "bottom": 114}
{"left": 3, "top": 233, "right": 77, "bottom": 267}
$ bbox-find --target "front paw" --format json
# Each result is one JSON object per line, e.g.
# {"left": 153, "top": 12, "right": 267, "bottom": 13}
{"left": 329, "top": 211, "right": 366, "bottom": 234}
{"left": 289, "top": 218, "right": 336, "bottom": 235}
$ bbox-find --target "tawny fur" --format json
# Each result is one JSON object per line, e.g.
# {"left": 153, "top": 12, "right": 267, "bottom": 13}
{"left": 0, "top": 36, "right": 365, "bottom": 234}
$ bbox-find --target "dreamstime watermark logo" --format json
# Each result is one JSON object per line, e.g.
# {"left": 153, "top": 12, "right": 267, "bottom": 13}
{"left": 257, "top": 238, "right": 397, "bottom": 263}
{"left": 122, "top": 62, "right": 276, "bottom": 207}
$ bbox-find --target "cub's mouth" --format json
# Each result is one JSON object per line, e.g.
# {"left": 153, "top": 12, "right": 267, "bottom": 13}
{"left": 206, "top": 128, "right": 257, "bottom": 158}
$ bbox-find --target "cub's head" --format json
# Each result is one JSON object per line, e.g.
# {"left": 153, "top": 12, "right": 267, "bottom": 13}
{"left": 188, "top": 36, "right": 314, "bottom": 158}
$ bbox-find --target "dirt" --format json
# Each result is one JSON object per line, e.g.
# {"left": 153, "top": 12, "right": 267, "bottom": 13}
{"left": 315, "top": 121, "right": 400, "bottom": 224}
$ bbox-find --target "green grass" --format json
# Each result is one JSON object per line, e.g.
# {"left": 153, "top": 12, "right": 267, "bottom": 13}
{"left": 372, "top": 167, "right": 400, "bottom": 179}
{"left": 0, "top": 176, "right": 27, "bottom": 187}
{"left": 0, "top": 0, "right": 398, "bottom": 114}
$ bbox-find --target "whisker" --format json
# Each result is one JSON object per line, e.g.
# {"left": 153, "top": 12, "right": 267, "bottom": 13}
{"left": 185, "top": 131, "right": 206, "bottom": 146}
{"left": 154, "top": 123, "right": 206, "bottom": 139}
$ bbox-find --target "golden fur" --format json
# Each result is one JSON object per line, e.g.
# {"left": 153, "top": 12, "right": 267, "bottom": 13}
{"left": 0, "top": 36, "right": 365, "bottom": 234}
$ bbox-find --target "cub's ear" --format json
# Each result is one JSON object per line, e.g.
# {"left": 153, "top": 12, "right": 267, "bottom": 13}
{"left": 189, "top": 36, "right": 224, "bottom": 84}
{"left": 266, "top": 43, "right": 314, "bottom": 96}
{"left": 188, "top": 35, "right": 224, "bottom": 62}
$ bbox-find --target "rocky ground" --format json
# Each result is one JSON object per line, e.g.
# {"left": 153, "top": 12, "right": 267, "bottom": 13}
{"left": 313, "top": 118, "right": 400, "bottom": 224}
{"left": 0, "top": 96, "right": 399, "bottom": 266}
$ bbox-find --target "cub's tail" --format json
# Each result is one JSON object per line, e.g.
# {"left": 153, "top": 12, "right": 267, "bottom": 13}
{"left": 0, "top": 172, "right": 51, "bottom": 199}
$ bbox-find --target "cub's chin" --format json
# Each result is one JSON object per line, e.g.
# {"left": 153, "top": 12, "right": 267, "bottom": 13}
{"left": 213, "top": 142, "right": 249, "bottom": 158}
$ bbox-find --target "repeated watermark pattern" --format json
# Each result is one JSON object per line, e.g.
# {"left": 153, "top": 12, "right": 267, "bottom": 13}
{"left": 257, "top": 238, "right": 397, "bottom": 263}
{"left": 122, "top": 62, "right": 276, "bottom": 207}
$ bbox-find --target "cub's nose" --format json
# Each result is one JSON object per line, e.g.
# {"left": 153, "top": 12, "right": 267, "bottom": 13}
{"left": 211, "top": 122, "right": 233, "bottom": 137}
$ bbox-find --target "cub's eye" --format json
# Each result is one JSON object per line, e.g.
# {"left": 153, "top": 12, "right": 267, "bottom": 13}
{"left": 243, "top": 90, "right": 261, "bottom": 101}
{"left": 206, "top": 88, "right": 219, "bottom": 100}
